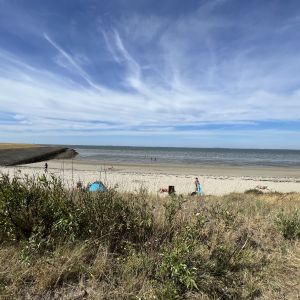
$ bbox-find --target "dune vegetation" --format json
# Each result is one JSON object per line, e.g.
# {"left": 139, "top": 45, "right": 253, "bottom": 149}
{"left": 0, "top": 173, "right": 299, "bottom": 299}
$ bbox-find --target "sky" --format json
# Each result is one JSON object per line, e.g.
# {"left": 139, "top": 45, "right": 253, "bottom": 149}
{"left": 0, "top": 0, "right": 300, "bottom": 149}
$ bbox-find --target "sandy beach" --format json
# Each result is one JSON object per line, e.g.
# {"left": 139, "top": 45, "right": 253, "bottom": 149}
{"left": 1, "top": 159, "right": 300, "bottom": 196}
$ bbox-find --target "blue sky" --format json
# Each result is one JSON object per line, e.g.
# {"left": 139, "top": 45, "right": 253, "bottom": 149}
{"left": 1, "top": 0, "right": 300, "bottom": 149}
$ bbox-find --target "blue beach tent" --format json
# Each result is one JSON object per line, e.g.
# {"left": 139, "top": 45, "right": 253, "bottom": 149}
{"left": 88, "top": 181, "right": 107, "bottom": 192}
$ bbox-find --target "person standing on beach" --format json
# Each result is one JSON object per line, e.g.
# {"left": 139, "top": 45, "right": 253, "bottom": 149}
{"left": 194, "top": 177, "right": 203, "bottom": 195}
{"left": 194, "top": 177, "right": 199, "bottom": 192}
{"left": 44, "top": 162, "right": 48, "bottom": 173}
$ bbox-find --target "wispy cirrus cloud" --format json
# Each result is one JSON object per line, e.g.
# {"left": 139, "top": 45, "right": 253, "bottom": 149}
{"left": 113, "top": 30, "right": 144, "bottom": 92}
{"left": 44, "top": 33, "right": 104, "bottom": 92}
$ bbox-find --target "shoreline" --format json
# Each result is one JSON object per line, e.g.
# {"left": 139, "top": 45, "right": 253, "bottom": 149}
{"left": 18, "top": 159, "right": 300, "bottom": 178}
{"left": 1, "top": 159, "right": 299, "bottom": 196}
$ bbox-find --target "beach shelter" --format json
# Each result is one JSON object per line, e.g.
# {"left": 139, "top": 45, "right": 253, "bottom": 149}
{"left": 88, "top": 181, "right": 107, "bottom": 192}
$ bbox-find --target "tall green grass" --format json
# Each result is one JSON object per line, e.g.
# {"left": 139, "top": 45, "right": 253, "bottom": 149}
{"left": 0, "top": 173, "right": 299, "bottom": 299}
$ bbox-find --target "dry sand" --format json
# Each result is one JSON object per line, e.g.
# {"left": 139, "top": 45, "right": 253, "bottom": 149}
{"left": 1, "top": 159, "right": 300, "bottom": 196}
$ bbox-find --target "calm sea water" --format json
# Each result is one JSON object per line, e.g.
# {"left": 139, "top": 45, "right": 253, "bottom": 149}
{"left": 69, "top": 145, "right": 300, "bottom": 167}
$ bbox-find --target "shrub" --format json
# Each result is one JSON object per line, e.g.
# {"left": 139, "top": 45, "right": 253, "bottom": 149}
{"left": 0, "top": 174, "right": 154, "bottom": 254}
{"left": 0, "top": 174, "right": 71, "bottom": 243}
{"left": 77, "top": 189, "right": 154, "bottom": 252}
{"left": 275, "top": 210, "right": 300, "bottom": 240}
{"left": 159, "top": 242, "right": 198, "bottom": 292}
{"left": 245, "top": 189, "right": 264, "bottom": 195}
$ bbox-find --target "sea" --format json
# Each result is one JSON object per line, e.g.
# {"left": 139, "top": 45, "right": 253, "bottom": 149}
{"left": 69, "top": 145, "right": 300, "bottom": 168}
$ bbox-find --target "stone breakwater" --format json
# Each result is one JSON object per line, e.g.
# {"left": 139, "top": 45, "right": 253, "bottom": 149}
{"left": 0, "top": 147, "right": 77, "bottom": 166}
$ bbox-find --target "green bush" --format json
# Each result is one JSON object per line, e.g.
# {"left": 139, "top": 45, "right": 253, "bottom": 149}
{"left": 0, "top": 174, "right": 70, "bottom": 242}
{"left": 0, "top": 174, "right": 153, "bottom": 253}
{"left": 159, "top": 242, "right": 198, "bottom": 292}
{"left": 275, "top": 210, "right": 300, "bottom": 240}
{"left": 77, "top": 189, "right": 153, "bottom": 252}
{"left": 244, "top": 189, "right": 264, "bottom": 195}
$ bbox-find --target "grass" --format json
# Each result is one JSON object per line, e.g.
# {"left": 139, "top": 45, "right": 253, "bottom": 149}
{"left": 0, "top": 173, "right": 299, "bottom": 299}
